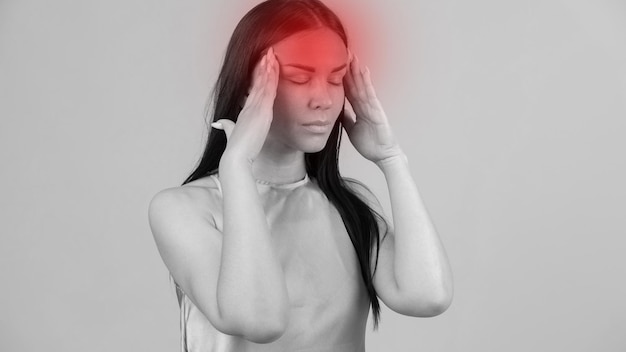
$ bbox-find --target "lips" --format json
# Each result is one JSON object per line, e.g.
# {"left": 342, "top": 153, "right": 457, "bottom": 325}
{"left": 302, "top": 120, "right": 331, "bottom": 126}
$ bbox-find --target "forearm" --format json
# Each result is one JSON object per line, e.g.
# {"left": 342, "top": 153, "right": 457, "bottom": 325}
{"left": 216, "top": 153, "right": 290, "bottom": 329}
{"left": 376, "top": 152, "right": 453, "bottom": 302}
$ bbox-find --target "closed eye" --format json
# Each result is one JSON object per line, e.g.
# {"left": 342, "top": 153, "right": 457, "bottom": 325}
{"left": 287, "top": 75, "right": 344, "bottom": 86}
{"left": 329, "top": 75, "right": 344, "bottom": 86}
{"left": 287, "top": 75, "right": 310, "bottom": 84}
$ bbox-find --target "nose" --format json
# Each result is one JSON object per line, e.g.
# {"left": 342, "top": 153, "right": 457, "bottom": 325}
{"left": 308, "top": 78, "right": 333, "bottom": 110}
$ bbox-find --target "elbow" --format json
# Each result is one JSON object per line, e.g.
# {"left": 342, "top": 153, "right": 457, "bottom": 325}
{"left": 404, "top": 293, "right": 453, "bottom": 318}
{"left": 240, "top": 318, "right": 288, "bottom": 344}
{"left": 220, "top": 307, "right": 289, "bottom": 344}
{"left": 421, "top": 281, "right": 454, "bottom": 317}
{"left": 421, "top": 292, "right": 453, "bottom": 317}
{"left": 420, "top": 274, "right": 454, "bottom": 317}
{"left": 216, "top": 287, "right": 290, "bottom": 343}
{"left": 394, "top": 283, "right": 454, "bottom": 317}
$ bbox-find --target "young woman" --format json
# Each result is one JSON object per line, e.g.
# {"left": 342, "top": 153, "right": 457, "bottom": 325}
{"left": 148, "top": 0, "right": 453, "bottom": 350}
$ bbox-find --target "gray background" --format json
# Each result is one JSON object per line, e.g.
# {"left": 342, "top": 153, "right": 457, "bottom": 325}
{"left": 1, "top": 0, "right": 624, "bottom": 351}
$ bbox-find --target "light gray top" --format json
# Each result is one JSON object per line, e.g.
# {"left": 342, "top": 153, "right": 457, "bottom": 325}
{"left": 173, "top": 172, "right": 370, "bottom": 352}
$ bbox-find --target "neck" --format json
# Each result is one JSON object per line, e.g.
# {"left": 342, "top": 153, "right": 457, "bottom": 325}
{"left": 251, "top": 141, "right": 307, "bottom": 185}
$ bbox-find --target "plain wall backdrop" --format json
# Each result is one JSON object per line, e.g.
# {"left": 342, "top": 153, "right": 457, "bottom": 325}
{"left": 1, "top": 0, "right": 625, "bottom": 351}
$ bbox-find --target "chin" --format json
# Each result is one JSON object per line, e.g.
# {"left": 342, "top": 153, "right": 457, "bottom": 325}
{"left": 300, "top": 144, "right": 326, "bottom": 154}
{"left": 298, "top": 137, "right": 331, "bottom": 154}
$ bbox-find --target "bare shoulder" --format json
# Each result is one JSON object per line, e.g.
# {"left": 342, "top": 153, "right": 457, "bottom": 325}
{"left": 181, "top": 174, "right": 220, "bottom": 191}
{"left": 149, "top": 175, "right": 221, "bottom": 228}
{"left": 147, "top": 175, "right": 230, "bottom": 332}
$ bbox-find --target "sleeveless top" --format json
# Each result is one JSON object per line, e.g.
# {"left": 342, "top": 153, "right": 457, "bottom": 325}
{"left": 173, "top": 172, "right": 371, "bottom": 352}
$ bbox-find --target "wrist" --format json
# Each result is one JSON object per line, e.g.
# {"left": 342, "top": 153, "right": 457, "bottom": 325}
{"left": 219, "top": 150, "right": 254, "bottom": 173}
{"left": 375, "top": 151, "right": 408, "bottom": 169}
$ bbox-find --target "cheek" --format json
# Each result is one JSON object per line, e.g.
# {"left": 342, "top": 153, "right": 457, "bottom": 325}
{"left": 330, "top": 86, "right": 345, "bottom": 111}
{"left": 273, "top": 83, "right": 345, "bottom": 113}
{"left": 332, "top": 86, "right": 345, "bottom": 102}
{"left": 273, "top": 84, "right": 300, "bottom": 112}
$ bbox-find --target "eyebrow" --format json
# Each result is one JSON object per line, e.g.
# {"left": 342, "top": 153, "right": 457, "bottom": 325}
{"left": 283, "top": 63, "right": 347, "bottom": 73}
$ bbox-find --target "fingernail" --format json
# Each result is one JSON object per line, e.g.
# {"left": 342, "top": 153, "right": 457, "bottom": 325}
{"left": 211, "top": 122, "right": 223, "bottom": 129}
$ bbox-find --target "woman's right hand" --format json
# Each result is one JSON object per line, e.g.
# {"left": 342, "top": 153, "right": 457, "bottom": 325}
{"left": 212, "top": 47, "right": 279, "bottom": 165}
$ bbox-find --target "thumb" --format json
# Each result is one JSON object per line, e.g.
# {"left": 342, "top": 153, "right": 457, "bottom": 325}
{"left": 211, "top": 119, "right": 236, "bottom": 141}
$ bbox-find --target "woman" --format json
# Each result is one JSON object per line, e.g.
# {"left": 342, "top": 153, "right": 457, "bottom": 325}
{"left": 148, "top": 0, "right": 453, "bottom": 350}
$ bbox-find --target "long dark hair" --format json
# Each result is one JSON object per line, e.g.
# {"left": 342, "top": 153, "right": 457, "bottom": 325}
{"left": 180, "top": 0, "right": 390, "bottom": 331}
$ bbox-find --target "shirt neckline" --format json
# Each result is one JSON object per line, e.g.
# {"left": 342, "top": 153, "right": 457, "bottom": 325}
{"left": 255, "top": 173, "right": 310, "bottom": 189}
{"left": 212, "top": 172, "right": 311, "bottom": 190}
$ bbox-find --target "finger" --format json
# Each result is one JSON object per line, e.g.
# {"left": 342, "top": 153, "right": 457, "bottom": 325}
{"left": 362, "top": 66, "right": 377, "bottom": 100}
{"left": 265, "top": 47, "right": 279, "bottom": 99}
{"left": 343, "top": 55, "right": 358, "bottom": 101}
{"left": 249, "top": 54, "right": 264, "bottom": 90}
{"left": 249, "top": 53, "right": 268, "bottom": 100}
{"left": 260, "top": 53, "right": 271, "bottom": 86}
{"left": 251, "top": 47, "right": 277, "bottom": 113}
{"left": 243, "top": 63, "right": 265, "bottom": 112}
{"left": 345, "top": 53, "right": 362, "bottom": 101}
{"left": 352, "top": 55, "right": 367, "bottom": 100}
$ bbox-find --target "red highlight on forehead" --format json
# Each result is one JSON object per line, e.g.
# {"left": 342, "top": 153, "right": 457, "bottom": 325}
{"left": 273, "top": 28, "right": 348, "bottom": 71}
{"left": 322, "top": 1, "right": 385, "bottom": 74}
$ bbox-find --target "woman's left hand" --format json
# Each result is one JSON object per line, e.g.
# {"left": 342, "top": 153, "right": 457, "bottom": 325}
{"left": 342, "top": 50, "right": 403, "bottom": 164}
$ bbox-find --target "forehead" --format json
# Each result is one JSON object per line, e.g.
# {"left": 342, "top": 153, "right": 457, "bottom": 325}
{"left": 273, "top": 28, "right": 347, "bottom": 68}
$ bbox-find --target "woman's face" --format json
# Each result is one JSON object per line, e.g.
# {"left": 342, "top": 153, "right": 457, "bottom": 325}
{"left": 267, "top": 28, "right": 349, "bottom": 153}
